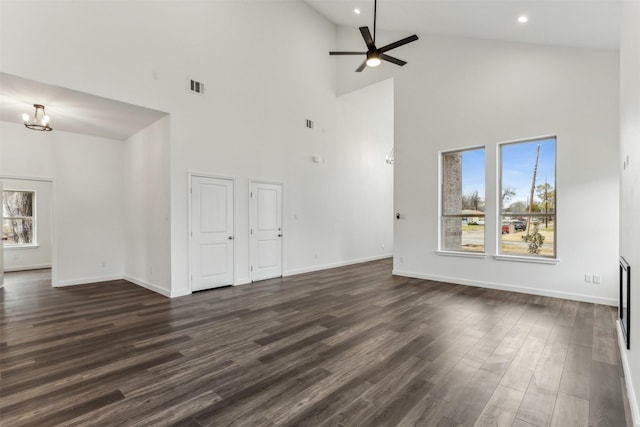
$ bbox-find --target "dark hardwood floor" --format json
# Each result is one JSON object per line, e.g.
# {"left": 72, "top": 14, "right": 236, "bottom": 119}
{"left": 0, "top": 259, "right": 632, "bottom": 426}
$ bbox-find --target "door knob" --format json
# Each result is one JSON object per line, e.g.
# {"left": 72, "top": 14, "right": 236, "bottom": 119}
{"left": 278, "top": 234, "right": 282, "bottom": 237}
{"left": 228, "top": 236, "right": 234, "bottom": 240}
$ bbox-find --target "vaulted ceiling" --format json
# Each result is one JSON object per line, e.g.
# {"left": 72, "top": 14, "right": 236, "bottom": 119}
{"left": 0, "top": 1, "right": 621, "bottom": 140}
{"left": 305, "top": 0, "right": 622, "bottom": 50}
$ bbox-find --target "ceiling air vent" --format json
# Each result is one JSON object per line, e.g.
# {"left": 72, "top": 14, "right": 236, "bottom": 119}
{"left": 189, "top": 79, "right": 205, "bottom": 95}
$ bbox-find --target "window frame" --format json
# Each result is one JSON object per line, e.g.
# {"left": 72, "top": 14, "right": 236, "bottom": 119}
{"left": 497, "top": 136, "right": 557, "bottom": 260}
{"left": 2, "top": 189, "right": 37, "bottom": 248}
{"left": 438, "top": 145, "right": 487, "bottom": 256}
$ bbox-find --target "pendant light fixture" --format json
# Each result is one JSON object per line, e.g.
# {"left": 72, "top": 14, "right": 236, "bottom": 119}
{"left": 22, "top": 104, "right": 52, "bottom": 131}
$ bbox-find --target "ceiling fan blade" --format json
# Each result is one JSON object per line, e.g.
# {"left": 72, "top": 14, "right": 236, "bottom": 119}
{"left": 381, "top": 54, "right": 407, "bottom": 66}
{"left": 329, "top": 51, "right": 366, "bottom": 55}
{"left": 359, "top": 27, "right": 375, "bottom": 50}
{"left": 356, "top": 60, "right": 368, "bottom": 72}
{"left": 379, "top": 34, "right": 419, "bottom": 53}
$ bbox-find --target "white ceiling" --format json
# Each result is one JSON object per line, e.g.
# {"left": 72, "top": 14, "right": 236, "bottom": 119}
{"left": 0, "top": 73, "right": 167, "bottom": 141}
{"left": 0, "top": 1, "right": 620, "bottom": 140}
{"left": 305, "top": 0, "right": 622, "bottom": 50}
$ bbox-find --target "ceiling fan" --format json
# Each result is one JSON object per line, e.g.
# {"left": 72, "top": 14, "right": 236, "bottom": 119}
{"left": 329, "top": 0, "right": 418, "bottom": 72}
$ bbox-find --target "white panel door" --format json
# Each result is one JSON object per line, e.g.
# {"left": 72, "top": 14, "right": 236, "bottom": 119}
{"left": 191, "top": 176, "right": 234, "bottom": 291}
{"left": 250, "top": 181, "right": 282, "bottom": 281}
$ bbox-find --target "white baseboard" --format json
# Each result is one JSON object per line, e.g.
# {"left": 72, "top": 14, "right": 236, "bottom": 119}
{"left": 284, "top": 254, "right": 392, "bottom": 277}
{"left": 3, "top": 264, "right": 51, "bottom": 272}
{"left": 170, "top": 288, "right": 191, "bottom": 298}
{"left": 123, "top": 274, "right": 172, "bottom": 298}
{"left": 235, "top": 277, "right": 252, "bottom": 286}
{"left": 54, "top": 274, "right": 123, "bottom": 287}
{"left": 617, "top": 321, "right": 640, "bottom": 427}
{"left": 392, "top": 269, "right": 618, "bottom": 307}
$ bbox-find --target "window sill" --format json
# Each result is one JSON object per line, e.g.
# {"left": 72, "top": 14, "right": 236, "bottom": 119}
{"left": 437, "top": 251, "right": 486, "bottom": 259}
{"left": 3, "top": 244, "right": 40, "bottom": 250}
{"left": 493, "top": 254, "right": 559, "bottom": 265}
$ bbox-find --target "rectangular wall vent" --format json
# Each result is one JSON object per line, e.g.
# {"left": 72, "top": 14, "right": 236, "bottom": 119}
{"left": 305, "top": 119, "right": 314, "bottom": 129}
{"left": 189, "top": 79, "right": 205, "bottom": 95}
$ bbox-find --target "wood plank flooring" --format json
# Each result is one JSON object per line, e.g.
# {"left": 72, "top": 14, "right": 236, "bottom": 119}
{"left": 0, "top": 259, "right": 632, "bottom": 426}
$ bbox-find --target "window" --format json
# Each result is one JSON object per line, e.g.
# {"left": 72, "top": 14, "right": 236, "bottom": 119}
{"left": 2, "top": 190, "right": 36, "bottom": 246}
{"left": 499, "top": 137, "right": 556, "bottom": 258}
{"left": 441, "top": 147, "right": 486, "bottom": 253}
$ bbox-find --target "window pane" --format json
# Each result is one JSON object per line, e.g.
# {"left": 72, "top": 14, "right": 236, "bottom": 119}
{"left": 442, "top": 217, "right": 485, "bottom": 252}
{"left": 441, "top": 147, "right": 485, "bottom": 252}
{"left": 501, "top": 139, "right": 555, "bottom": 215}
{"left": 500, "top": 138, "right": 556, "bottom": 257}
{"left": 2, "top": 218, "right": 34, "bottom": 244}
{"left": 2, "top": 191, "right": 34, "bottom": 217}
{"left": 500, "top": 217, "right": 555, "bottom": 257}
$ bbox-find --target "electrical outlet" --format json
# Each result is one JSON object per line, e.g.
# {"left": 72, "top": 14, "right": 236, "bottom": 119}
{"left": 593, "top": 275, "right": 601, "bottom": 284}
{"left": 585, "top": 274, "right": 592, "bottom": 283}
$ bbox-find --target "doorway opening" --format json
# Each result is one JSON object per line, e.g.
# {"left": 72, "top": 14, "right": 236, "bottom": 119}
{"left": 1, "top": 177, "right": 54, "bottom": 288}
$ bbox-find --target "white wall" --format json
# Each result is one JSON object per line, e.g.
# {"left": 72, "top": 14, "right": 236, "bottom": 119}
{"left": 0, "top": 1, "right": 393, "bottom": 296}
{"left": 2, "top": 178, "right": 53, "bottom": 272}
{"left": 619, "top": 1, "right": 640, "bottom": 424}
{"left": 281, "top": 78, "right": 394, "bottom": 275}
{"left": 123, "top": 116, "right": 172, "bottom": 296}
{"left": 0, "top": 121, "right": 125, "bottom": 286}
{"left": 336, "top": 30, "right": 620, "bottom": 305}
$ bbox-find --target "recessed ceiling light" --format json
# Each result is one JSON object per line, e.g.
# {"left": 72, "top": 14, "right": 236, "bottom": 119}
{"left": 354, "top": 8, "right": 361, "bottom": 15}
{"left": 518, "top": 16, "right": 529, "bottom": 23}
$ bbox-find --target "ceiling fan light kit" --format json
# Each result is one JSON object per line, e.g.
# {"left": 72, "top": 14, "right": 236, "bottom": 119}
{"left": 329, "top": 0, "right": 418, "bottom": 72}
{"left": 366, "top": 51, "right": 381, "bottom": 67}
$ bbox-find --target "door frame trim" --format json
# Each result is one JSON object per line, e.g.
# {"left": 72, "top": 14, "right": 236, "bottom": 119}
{"left": 248, "top": 179, "right": 284, "bottom": 282}
{"left": 187, "top": 172, "right": 236, "bottom": 293}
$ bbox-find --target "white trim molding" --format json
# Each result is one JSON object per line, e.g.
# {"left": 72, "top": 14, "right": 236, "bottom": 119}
{"left": 123, "top": 274, "right": 172, "bottom": 298}
{"left": 437, "top": 251, "right": 486, "bottom": 259}
{"left": 392, "top": 269, "right": 617, "bottom": 306}
{"left": 284, "top": 254, "right": 392, "bottom": 277}
{"left": 618, "top": 321, "right": 640, "bottom": 427}
{"left": 3, "top": 264, "right": 51, "bottom": 272}
{"left": 54, "top": 274, "right": 123, "bottom": 287}
{"left": 493, "top": 254, "right": 560, "bottom": 265}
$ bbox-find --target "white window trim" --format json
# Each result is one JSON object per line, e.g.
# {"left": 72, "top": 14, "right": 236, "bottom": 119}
{"left": 494, "top": 254, "right": 560, "bottom": 265}
{"left": 4, "top": 243, "right": 40, "bottom": 250}
{"left": 437, "top": 250, "right": 487, "bottom": 259}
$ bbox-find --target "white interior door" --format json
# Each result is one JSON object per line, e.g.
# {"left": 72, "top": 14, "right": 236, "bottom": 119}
{"left": 191, "top": 176, "right": 234, "bottom": 291}
{"left": 250, "top": 181, "right": 282, "bottom": 281}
